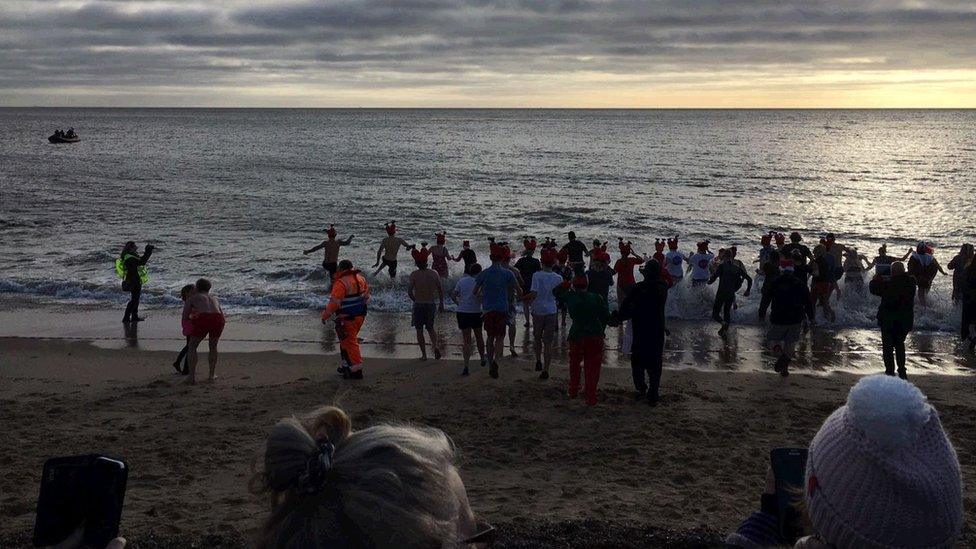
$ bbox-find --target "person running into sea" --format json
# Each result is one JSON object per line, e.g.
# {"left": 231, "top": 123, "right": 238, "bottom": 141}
{"left": 757, "top": 249, "right": 780, "bottom": 321}
{"left": 589, "top": 239, "right": 608, "bottom": 269}
{"left": 781, "top": 231, "right": 814, "bottom": 262}
{"left": 560, "top": 231, "right": 589, "bottom": 276}
{"left": 766, "top": 258, "right": 814, "bottom": 376}
{"left": 451, "top": 263, "right": 486, "bottom": 376}
{"left": 500, "top": 244, "right": 524, "bottom": 357}
{"left": 513, "top": 237, "right": 541, "bottom": 328}
{"left": 615, "top": 259, "right": 669, "bottom": 406}
{"left": 948, "top": 243, "right": 974, "bottom": 304}
{"left": 117, "top": 241, "right": 155, "bottom": 323}
{"left": 408, "top": 250, "right": 444, "bottom": 361}
{"left": 687, "top": 240, "right": 714, "bottom": 287}
{"left": 304, "top": 224, "right": 354, "bottom": 283}
{"left": 652, "top": 239, "right": 666, "bottom": 266}
{"left": 430, "top": 232, "right": 451, "bottom": 279}
{"left": 663, "top": 236, "right": 685, "bottom": 286}
{"left": 453, "top": 240, "right": 477, "bottom": 275}
{"left": 183, "top": 278, "right": 226, "bottom": 384}
{"left": 821, "top": 233, "right": 846, "bottom": 285}
{"left": 586, "top": 248, "right": 614, "bottom": 304}
{"left": 372, "top": 221, "right": 412, "bottom": 279}
{"left": 321, "top": 260, "right": 371, "bottom": 379}
{"left": 172, "top": 283, "right": 196, "bottom": 375}
{"left": 554, "top": 275, "right": 610, "bottom": 406}
{"left": 907, "top": 242, "right": 947, "bottom": 306}
{"left": 473, "top": 241, "right": 520, "bottom": 379}
{"left": 869, "top": 261, "right": 917, "bottom": 379}
{"left": 708, "top": 249, "right": 752, "bottom": 334}
{"left": 841, "top": 246, "right": 870, "bottom": 295}
{"left": 963, "top": 258, "right": 976, "bottom": 352}
{"left": 614, "top": 239, "right": 644, "bottom": 304}
{"left": 810, "top": 245, "right": 837, "bottom": 322}
{"left": 524, "top": 247, "right": 563, "bottom": 379}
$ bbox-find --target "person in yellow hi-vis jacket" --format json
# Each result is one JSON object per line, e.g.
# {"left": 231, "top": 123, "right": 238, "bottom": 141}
{"left": 116, "top": 241, "right": 154, "bottom": 323}
{"left": 322, "top": 259, "right": 370, "bottom": 379}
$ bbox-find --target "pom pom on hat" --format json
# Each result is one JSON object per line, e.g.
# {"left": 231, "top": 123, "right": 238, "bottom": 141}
{"left": 846, "top": 374, "right": 932, "bottom": 449}
{"left": 327, "top": 224, "right": 337, "bottom": 238}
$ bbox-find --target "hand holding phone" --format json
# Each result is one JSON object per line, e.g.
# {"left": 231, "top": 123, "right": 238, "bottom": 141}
{"left": 770, "top": 447, "right": 808, "bottom": 544}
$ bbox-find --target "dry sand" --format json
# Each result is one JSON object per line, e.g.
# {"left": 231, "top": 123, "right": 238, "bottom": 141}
{"left": 1, "top": 337, "right": 974, "bottom": 548}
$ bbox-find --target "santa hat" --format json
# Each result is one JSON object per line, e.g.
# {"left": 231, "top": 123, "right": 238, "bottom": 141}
{"left": 774, "top": 233, "right": 786, "bottom": 247}
{"left": 667, "top": 236, "right": 679, "bottom": 251}
{"left": 435, "top": 232, "right": 446, "bottom": 245}
{"left": 654, "top": 239, "right": 665, "bottom": 252}
{"left": 696, "top": 240, "right": 710, "bottom": 253}
{"left": 761, "top": 234, "right": 771, "bottom": 246}
{"left": 385, "top": 221, "right": 397, "bottom": 235}
{"left": 541, "top": 247, "right": 558, "bottom": 266}
{"left": 618, "top": 238, "right": 633, "bottom": 257}
{"left": 489, "top": 240, "right": 505, "bottom": 261}
{"left": 326, "top": 224, "right": 337, "bottom": 239}
{"left": 523, "top": 237, "right": 537, "bottom": 252}
{"left": 411, "top": 243, "right": 431, "bottom": 263}
{"left": 593, "top": 249, "right": 611, "bottom": 263}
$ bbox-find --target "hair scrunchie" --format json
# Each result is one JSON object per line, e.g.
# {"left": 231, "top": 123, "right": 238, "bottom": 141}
{"left": 297, "top": 440, "right": 336, "bottom": 494}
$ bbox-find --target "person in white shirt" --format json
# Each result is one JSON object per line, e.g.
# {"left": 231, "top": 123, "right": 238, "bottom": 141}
{"left": 687, "top": 240, "right": 715, "bottom": 286}
{"left": 451, "top": 263, "right": 486, "bottom": 376}
{"left": 523, "top": 248, "right": 565, "bottom": 380}
{"left": 664, "top": 236, "right": 686, "bottom": 282}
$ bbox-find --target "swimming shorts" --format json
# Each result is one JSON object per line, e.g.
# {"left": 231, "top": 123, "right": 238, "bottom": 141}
{"left": 190, "top": 312, "right": 225, "bottom": 341}
{"left": 411, "top": 303, "right": 437, "bottom": 330}
{"left": 456, "top": 312, "right": 483, "bottom": 330}
{"left": 483, "top": 311, "right": 507, "bottom": 337}
{"left": 323, "top": 261, "right": 338, "bottom": 279}
{"left": 382, "top": 259, "right": 398, "bottom": 277}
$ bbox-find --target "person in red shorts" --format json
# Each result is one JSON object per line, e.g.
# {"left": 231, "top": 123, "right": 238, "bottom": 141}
{"left": 183, "top": 278, "right": 226, "bottom": 384}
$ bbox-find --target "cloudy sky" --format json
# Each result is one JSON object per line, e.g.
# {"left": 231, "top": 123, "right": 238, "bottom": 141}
{"left": 1, "top": 0, "right": 974, "bottom": 107}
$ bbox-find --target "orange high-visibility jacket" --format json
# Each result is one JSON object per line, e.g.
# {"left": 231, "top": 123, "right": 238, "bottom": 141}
{"left": 323, "top": 270, "right": 370, "bottom": 320}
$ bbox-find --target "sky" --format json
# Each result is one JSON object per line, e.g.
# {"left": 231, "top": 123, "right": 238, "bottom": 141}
{"left": 1, "top": 0, "right": 975, "bottom": 108}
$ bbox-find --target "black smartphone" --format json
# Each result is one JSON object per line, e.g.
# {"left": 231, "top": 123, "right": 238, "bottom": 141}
{"left": 33, "top": 455, "right": 128, "bottom": 548}
{"left": 770, "top": 447, "right": 808, "bottom": 543}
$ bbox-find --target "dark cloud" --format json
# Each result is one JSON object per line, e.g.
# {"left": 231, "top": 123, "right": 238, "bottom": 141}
{"left": 0, "top": 0, "right": 974, "bottom": 105}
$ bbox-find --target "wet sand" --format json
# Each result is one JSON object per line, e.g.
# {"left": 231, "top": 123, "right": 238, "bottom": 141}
{"left": 1, "top": 334, "right": 975, "bottom": 548}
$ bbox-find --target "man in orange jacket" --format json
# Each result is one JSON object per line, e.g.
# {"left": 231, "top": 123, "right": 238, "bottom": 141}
{"left": 321, "top": 259, "right": 370, "bottom": 379}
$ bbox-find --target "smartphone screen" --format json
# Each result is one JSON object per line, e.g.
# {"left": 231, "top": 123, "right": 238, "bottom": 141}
{"left": 770, "top": 447, "right": 808, "bottom": 543}
{"left": 33, "top": 455, "right": 128, "bottom": 548}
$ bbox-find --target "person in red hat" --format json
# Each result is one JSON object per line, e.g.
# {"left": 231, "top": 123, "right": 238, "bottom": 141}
{"left": 688, "top": 240, "right": 715, "bottom": 286}
{"left": 652, "top": 239, "right": 666, "bottom": 265}
{"left": 613, "top": 239, "right": 645, "bottom": 304}
{"left": 554, "top": 275, "right": 610, "bottom": 406}
{"left": 473, "top": 240, "right": 521, "bottom": 378}
{"left": 663, "top": 236, "right": 686, "bottom": 284}
{"left": 430, "top": 232, "right": 451, "bottom": 278}
{"left": 453, "top": 239, "right": 478, "bottom": 275}
{"left": 524, "top": 246, "right": 564, "bottom": 379}
{"left": 408, "top": 246, "right": 444, "bottom": 361}
{"left": 304, "top": 224, "right": 355, "bottom": 284}
{"left": 755, "top": 233, "right": 775, "bottom": 276}
{"left": 372, "top": 221, "right": 412, "bottom": 279}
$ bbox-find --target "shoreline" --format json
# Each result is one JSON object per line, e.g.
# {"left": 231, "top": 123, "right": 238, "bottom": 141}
{"left": 1, "top": 338, "right": 975, "bottom": 547}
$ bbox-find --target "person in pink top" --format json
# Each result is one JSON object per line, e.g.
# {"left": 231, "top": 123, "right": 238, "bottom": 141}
{"left": 172, "top": 284, "right": 196, "bottom": 375}
{"left": 430, "top": 232, "right": 451, "bottom": 278}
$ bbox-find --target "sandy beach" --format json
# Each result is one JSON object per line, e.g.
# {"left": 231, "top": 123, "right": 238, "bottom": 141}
{"left": 1, "top": 334, "right": 974, "bottom": 548}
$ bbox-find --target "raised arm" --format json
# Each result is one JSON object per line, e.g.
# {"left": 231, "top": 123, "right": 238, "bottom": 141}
{"left": 304, "top": 241, "right": 326, "bottom": 255}
{"left": 340, "top": 235, "right": 354, "bottom": 246}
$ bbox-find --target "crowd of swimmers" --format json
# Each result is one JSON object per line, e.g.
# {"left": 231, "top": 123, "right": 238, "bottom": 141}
{"left": 115, "top": 224, "right": 976, "bottom": 399}
{"left": 298, "top": 222, "right": 976, "bottom": 407}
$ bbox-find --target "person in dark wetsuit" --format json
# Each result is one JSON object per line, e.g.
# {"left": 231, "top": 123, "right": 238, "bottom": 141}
{"left": 869, "top": 261, "right": 917, "bottom": 379}
{"left": 560, "top": 231, "right": 589, "bottom": 276}
{"left": 615, "top": 259, "right": 669, "bottom": 406}
{"left": 780, "top": 232, "right": 813, "bottom": 263}
{"left": 708, "top": 249, "right": 752, "bottom": 334}
{"left": 453, "top": 240, "right": 477, "bottom": 275}
{"left": 120, "top": 241, "right": 154, "bottom": 323}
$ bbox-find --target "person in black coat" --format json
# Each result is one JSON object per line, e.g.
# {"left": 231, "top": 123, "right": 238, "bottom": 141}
{"left": 615, "top": 259, "right": 669, "bottom": 406}
{"left": 766, "top": 266, "right": 814, "bottom": 376}
{"left": 868, "top": 261, "right": 917, "bottom": 379}
{"left": 120, "top": 241, "right": 154, "bottom": 323}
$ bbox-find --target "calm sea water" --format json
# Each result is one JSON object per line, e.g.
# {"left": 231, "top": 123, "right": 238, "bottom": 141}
{"left": 1, "top": 108, "right": 974, "bottom": 330}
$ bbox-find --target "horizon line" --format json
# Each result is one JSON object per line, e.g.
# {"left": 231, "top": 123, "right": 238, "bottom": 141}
{"left": 4, "top": 106, "right": 976, "bottom": 110}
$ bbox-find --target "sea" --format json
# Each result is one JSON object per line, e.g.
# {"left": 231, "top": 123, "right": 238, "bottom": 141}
{"left": 2, "top": 108, "right": 974, "bottom": 333}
